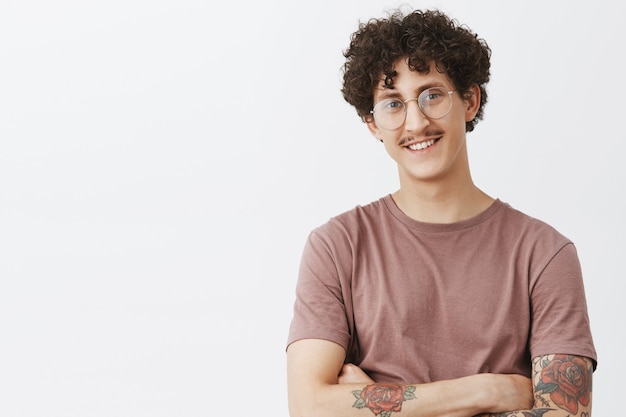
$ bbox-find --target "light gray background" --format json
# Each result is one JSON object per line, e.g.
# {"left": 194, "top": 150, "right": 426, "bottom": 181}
{"left": 1, "top": 0, "right": 623, "bottom": 416}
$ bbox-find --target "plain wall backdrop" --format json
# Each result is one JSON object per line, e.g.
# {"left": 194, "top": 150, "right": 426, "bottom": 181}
{"left": 1, "top": 0, "right": 624, "bottom": 415}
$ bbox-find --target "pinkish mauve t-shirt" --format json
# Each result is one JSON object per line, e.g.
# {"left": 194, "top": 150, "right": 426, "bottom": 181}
{"left": 287, "top": 196, "right": 597, "bottom": 383}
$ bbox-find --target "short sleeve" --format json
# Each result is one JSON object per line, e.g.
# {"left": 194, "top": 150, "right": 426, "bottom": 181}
{"left": 529, "top": 243, "right": 597, "bottom": 369}
{"left": 286, "top": 230, "right": 352, "bottom": 352}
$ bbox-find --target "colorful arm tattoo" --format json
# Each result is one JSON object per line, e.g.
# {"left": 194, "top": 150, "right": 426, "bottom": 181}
{"left": 534, "top": 354, "right": 593, "bottom": 415}
{"left": 479, "top": 354, "right": 593, "bottom": 417}
{"left": 351, "top": 383, "right": 416, "bottom": 417}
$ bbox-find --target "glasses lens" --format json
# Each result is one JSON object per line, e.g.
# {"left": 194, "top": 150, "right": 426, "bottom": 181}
{"left": 373, "top": 99, "right": 405, "bottom": 130}
{"left": 419, "top": 88, "right": 452, "bottom": 119}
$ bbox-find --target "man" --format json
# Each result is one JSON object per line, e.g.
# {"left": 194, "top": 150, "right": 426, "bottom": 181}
{"left": 286, "top": 9, "right": 596, "bottom": 417}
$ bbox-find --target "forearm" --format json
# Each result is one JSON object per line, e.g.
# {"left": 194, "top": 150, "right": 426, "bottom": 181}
{"left": 475, "top": 354, "right": 594, "bottom": 417}
{"left": 290, "top": 374, "right": 525, "bottom": 417}
{"left": 288, "top": 340, "right": 533, "bottom": 417}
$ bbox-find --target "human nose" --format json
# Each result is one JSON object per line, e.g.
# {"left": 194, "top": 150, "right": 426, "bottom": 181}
{"left": 403, "top": 99, "right": 429, "bottom": 131}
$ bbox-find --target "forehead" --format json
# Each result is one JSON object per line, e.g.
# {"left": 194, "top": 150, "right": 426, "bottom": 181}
{"left": 374, "top": 59, "right": 453, "bottom": 99}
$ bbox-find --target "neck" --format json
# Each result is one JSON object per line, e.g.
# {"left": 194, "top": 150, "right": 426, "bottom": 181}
{"left": 392, "top": 174, "right": 493, "bottom": 224}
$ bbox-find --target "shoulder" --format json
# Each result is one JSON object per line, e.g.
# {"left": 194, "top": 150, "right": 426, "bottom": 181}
{"left": 496, "top": 201, "right": 572, "bottom": 245}
{"left": 494, "top": 201, "right": 580, "bottom": 276}
{"left": 311, "top": 195, "right": 392, "bottom": 240}
{"left": 300, "top": 196, "right": 395, "bottom": 262}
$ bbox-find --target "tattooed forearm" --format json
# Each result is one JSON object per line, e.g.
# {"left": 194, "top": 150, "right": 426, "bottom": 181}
{"left": 534, "top": 354, "right": 593, "bottom": 415}
{"left": 351, "top": 383, "right": 416, "bottom": 417}
{"left": 480, "top": 354, "right": 593, "bottom": 417}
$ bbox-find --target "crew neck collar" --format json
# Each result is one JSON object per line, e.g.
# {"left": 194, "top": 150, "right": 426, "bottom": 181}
{"left": 382, "top": 194, "right": 504, "bottom": 232}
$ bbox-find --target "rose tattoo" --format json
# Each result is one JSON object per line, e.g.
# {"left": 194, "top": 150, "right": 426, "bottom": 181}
{"left": 536, "top": 354, "right": 592, "bottom": 414}
{"left": 352, "top": 383, "right": 416, "bottom": 417}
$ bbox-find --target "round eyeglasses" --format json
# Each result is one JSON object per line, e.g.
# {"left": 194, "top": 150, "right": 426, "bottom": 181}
{"left": 370, "top": 87, "right": 456, "bottom": 130}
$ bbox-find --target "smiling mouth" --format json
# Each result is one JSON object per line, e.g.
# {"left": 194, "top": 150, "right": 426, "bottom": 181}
{"left": 407, "top": 138, "right": 440, "bottom": 151}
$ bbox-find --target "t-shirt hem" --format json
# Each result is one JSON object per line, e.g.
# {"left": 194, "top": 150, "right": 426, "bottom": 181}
{"left": 531, "top": 345, "right": 598, "bottom": 371}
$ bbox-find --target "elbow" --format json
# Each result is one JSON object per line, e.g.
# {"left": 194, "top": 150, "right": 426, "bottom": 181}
{"left": 288, "top": 386, "right": 334, "bottom": 417}
{"left": 288, "top": 399, "right": 325, "bottom": 417}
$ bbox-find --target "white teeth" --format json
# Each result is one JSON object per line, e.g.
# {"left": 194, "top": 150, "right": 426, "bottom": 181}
{"left": 408, "top": 139, "right": 436, "bottom": 150}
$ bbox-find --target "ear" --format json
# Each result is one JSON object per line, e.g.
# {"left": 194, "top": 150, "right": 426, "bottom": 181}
{"left": 363, "top": 115, "right": 383, "bottom": 142}
{"left": 464, "top": 84, "right": 481, "bottom": 123}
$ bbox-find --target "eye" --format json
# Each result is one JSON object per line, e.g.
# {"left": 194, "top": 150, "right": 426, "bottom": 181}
{"left": 422, "top": 89, "right": 444, "bottom": 103}
{"left": 379, "top": 99, "right": 404, "bottom": 113}
{"left": 419, "top": 88, "right": 446, "bottom": 106}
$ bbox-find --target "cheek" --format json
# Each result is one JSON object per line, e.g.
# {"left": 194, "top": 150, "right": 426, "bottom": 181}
{"left": 379, "top": 133, "right": 396, "bottom": 145}
{"left": 381, "top": 139, "right": 400, "bottom": 160}
{"left": 383, "top": 138, "right": 395, "bottom": 159}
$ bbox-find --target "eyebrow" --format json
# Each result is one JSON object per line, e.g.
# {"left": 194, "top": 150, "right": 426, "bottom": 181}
{"left": 376, "top": 89, "right": 401, "bottom": 100}
{"left": 376, "top": 82, "right": 449, "bottom": 100}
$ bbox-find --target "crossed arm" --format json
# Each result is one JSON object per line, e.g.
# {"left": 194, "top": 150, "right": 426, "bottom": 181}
{"left": 287, "top": 339, "right": 593, "bottom": 417}
{"left": 475, "top": 354, "right": 593, "bottom": 417}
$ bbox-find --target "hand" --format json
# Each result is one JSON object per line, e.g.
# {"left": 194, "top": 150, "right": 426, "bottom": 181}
{"left": 337, "top": 363, "right": 375, "bottom": 385}
{"left": 475, "top": 373, "right": 533, "bottom": 414}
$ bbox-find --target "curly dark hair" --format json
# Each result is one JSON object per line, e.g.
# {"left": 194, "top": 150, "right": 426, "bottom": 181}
{"left": 341, "top": 9, "right": 491, "bottom": 132}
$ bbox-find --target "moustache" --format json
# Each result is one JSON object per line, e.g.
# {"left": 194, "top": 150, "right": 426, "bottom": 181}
{"left": 398, "top": 131, "right": 444, "bottom": 146}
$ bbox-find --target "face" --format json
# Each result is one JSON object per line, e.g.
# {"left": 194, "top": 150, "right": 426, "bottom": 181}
{"left": 366, "top": 59, "right": 480, "bottom": 187}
